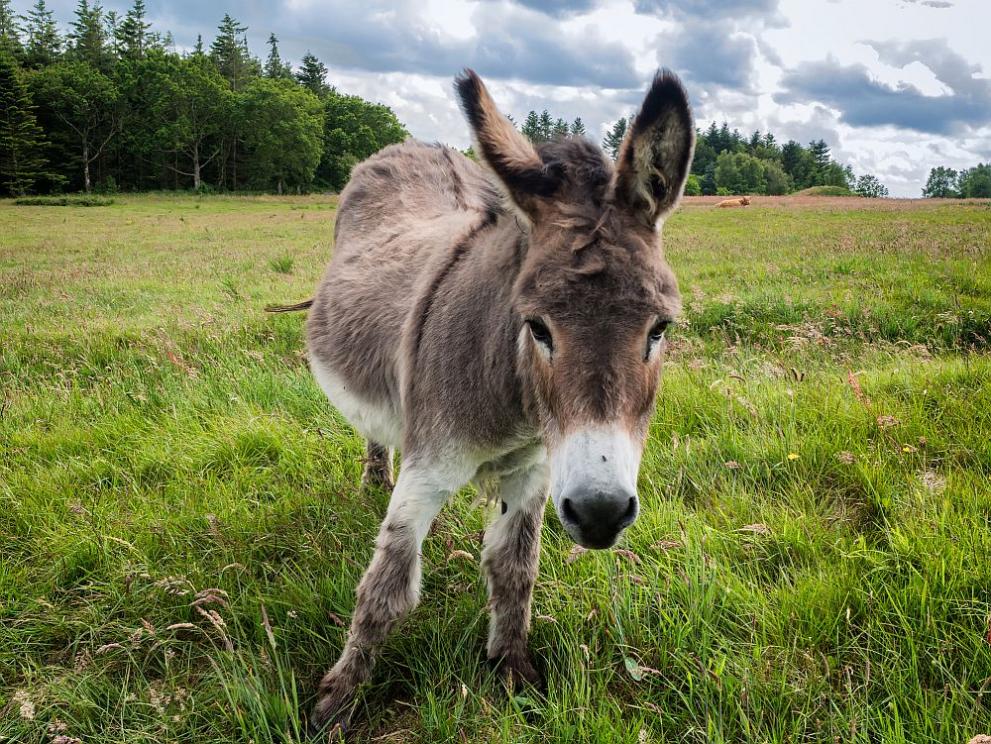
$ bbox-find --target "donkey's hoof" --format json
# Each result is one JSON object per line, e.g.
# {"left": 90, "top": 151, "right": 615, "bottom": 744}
{"left": 306, "top": 714, "right": 347, "bottom": 743}
{"left": 360, "top": 471, "right": 394, "bottom": 493}
{"left": 307, "top": 700, "right": 349, "bottom": 742}
{"left": 488, "top": 651, "right": 544, "bottom": 692}
{"left": 309, "top": 675, "right": 357, "bottom": 741}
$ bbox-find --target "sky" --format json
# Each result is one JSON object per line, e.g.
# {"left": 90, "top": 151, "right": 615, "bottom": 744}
{"left": 31, "top": 0, "right": 991, "bottom": 196}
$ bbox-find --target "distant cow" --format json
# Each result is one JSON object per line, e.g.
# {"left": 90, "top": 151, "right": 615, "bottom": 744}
{"left": 717, "top": 196, "right": 750, "bottom": 207}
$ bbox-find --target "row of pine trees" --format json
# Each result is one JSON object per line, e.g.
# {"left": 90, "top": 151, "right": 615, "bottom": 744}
{"left": 0, "top": 0, "right": 408, "bottom": 196}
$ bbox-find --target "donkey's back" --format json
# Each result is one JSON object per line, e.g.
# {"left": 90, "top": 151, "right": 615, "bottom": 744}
{"left": 305, "top": 141, "right": 501, "bottom": 452}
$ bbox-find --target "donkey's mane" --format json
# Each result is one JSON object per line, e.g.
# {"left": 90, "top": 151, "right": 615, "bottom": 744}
{"left": 534, "top": 137, "right": 613, "bottom": 208}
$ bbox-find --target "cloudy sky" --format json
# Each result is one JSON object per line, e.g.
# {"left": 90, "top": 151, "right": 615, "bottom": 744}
{"left": 36, "top": 0, "right": 991, "bottom": 196}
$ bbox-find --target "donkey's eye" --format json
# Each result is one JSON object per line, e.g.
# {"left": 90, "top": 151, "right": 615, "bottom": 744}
{"left": 645, "top": 319, "right": 671, "bottom": 360}
{"left": 649, "top": 320, "right": 670, "bottom": 341}
{"left": 526, "top": 318, "right": 553, "bottom": 351}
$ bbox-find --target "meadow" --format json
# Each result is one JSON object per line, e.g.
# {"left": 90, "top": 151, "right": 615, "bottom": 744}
{"left": 1, "top": 193, "right": 990, "bottom": 743}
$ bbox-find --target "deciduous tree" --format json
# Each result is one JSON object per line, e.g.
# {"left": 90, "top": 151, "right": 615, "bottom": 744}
{"left": 957, "top": 163, "right": 991, "bottom": 198}
{"left": 922, "top": 166, "right": 959, "bottom": 198}
{"left": 31, "top": 60, "right": 118, "bottom": 192}
{"left": 240, "top": 77, "right": 323, "bottom": 193}
{"left": 318, "top": 90, "right": 407, "bottom": 189}
{"left": 855, "top": 174, "right": 888, "bottom": 198}
{"left": 152, "top": 54, "right": 231, "bottom": 189}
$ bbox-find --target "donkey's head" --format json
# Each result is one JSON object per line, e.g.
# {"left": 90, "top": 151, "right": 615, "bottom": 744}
{"left": 456, "top": 69, "right": 693, "bottom": 549}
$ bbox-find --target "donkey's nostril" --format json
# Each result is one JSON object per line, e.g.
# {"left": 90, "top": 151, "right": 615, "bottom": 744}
{"left": 619, "top": 497, "right": 638, "bottom": 528}
{"left": 562, "top": 497, "right": 579, "bottom": 525}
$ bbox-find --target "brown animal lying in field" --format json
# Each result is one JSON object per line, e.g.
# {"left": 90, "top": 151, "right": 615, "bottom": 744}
{"left": 716, "top": 196, "right": 750, "bottom": 208}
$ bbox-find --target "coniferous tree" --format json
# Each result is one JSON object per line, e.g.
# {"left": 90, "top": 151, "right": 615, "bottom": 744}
{"left": 264, "top": 33, "right": 292, "bottom": 79}
{"left": 104, "top": 10, "right": 120, "bottom": 57}
{"left": 23, "top": 0, "right": 61, "bottom": 68}
{"left": 0, "top": 51, "right": 52, "bottom": 195}
{"left": 210, "top": 14, "right": 257, "bottom": 188}
{"left": 808, "top": 139, "right": 830, "bottom": 184}
{"left": 781, "top": 140, "right": 813, "bottom": 189}
{"left": 602, "top": 117, "right": 627, "bottom": 159}
{"left": 68, "top": 0, "right": 110, "bottom": 70}
{"left": 538, "top": 110, "right": 553, "bottom": 141}
{"left": 569, "top": 117, "right": 586, "bottom": 137}
{"left": 119, "top": 0, "right": 150, "bottom": 59}
{"left": 0, "top": 0, "right": 22, "bottom": 57}
{"left": 210, "top": 14, "right": 257, "bottom": 92}
{"left": 521, "top": 110, "right": 542, "bottom": 143}
{"left": 552, "top": 117, "right": 568, "bottom": 138}
{"left": 295, "top": 51, "right": 328, "bottom": 96}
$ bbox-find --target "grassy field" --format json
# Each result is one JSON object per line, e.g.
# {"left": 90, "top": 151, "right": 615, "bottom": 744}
{"left": 2, "top": 193, "right": 990, "bottom": 743}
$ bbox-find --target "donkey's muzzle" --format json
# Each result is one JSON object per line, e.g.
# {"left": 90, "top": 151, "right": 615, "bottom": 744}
{"left": 560, "top": 487, "right": 638, "bottom": 549}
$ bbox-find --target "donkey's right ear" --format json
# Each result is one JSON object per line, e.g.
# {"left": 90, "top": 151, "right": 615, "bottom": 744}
{"left": 455, "top": 69, "right": 562, "bottom": 216}
{"left": 612, "top": 70, "right": 695, "bottom": 227}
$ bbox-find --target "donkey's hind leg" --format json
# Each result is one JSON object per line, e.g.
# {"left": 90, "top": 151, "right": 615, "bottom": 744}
{"left": 311, "top": 460, "right": 469, "bottom": 734}
{"left": 482, "top": 458, "right": 550, "bottom": 688}
{"left": 361, "top": 440, "right": 394, "bottom": 491}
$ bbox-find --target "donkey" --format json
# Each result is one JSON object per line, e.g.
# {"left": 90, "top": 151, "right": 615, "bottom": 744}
{"left": 293, "top": 68, "right": 693, "bottom": 733}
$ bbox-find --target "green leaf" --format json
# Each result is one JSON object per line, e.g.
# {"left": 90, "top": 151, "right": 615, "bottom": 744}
{"left": 624, "top": 656, "right": 644, "bottom": 682}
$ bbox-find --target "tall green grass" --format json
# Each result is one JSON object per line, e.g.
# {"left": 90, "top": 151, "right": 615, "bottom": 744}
{"left": 1, "top": 195, "right": 989, "bottom": 742}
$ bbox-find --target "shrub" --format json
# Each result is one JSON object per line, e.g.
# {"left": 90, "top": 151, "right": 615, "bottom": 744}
{"left": 14, "top": 195, "right": 115, "bottom": 206}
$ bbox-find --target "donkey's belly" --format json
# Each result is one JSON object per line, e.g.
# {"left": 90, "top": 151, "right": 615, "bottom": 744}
{"left": 309, "top": 354, "right": 403, "bottom": 449}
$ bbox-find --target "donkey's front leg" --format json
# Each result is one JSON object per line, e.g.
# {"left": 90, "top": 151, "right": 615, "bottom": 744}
{"left": 311, "top": 463, "right": 463, "bottom": 732}
{"left": 482, "top": 461, "right": 549, "bottom": 688}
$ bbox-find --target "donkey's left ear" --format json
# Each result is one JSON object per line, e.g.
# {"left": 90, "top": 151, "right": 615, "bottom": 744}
{"left": 612, "top": 69, "right": 695, "bottom": 227}
{"left": 455, "top": 69, "right": 561, "bottom": 217}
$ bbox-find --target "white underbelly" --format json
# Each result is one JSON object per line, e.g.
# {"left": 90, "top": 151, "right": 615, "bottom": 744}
{"left": 309, "top": 354, "right": 403, "bottom": 448}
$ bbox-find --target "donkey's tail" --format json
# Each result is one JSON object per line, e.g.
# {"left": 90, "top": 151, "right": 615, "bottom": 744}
{"left": 264, "top": 299, "right": 314, "bottom": 313}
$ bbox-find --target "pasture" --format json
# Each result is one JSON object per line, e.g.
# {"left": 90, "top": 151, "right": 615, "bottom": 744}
{"left": 2, "top": 193, "right": 990, "bottom": 743}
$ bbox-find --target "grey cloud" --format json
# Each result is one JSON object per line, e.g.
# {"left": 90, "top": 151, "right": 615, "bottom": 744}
{"left": 262, "top": 1, "right": 639, "bottom": 88}
{"left": 504, "top": 0, "right": 603, "bottom": 17}
{"left": 634, "top": 0, "right": 778, "bottom": 18}
{"left": 43, "top": 0, "right": 639, "bottom": 89}
{"left": 657, "top": 18, "right": 759, "bottom": 91}
{"left": 866, "top": 38, "right": 982, "bottom": 93}
{"left": 634, "top": 0, "right": 787, "bottom": 28}
{"left": 775, "top": 48, "right": 991, "bottom": 134}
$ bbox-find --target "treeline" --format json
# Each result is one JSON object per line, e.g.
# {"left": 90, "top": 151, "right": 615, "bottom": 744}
{"left": 922, "top": 165, "right": 991, "bottom": 198}
{"left": 0, "top": 0, "right": 408, "bottom": 196}
{"left": 520, "top": 108, "right": 889, "bottom": 198}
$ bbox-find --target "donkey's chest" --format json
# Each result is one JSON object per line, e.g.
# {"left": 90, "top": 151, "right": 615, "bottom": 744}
{"left": 310, "top": 353, "right": 403, "bottom": 449}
